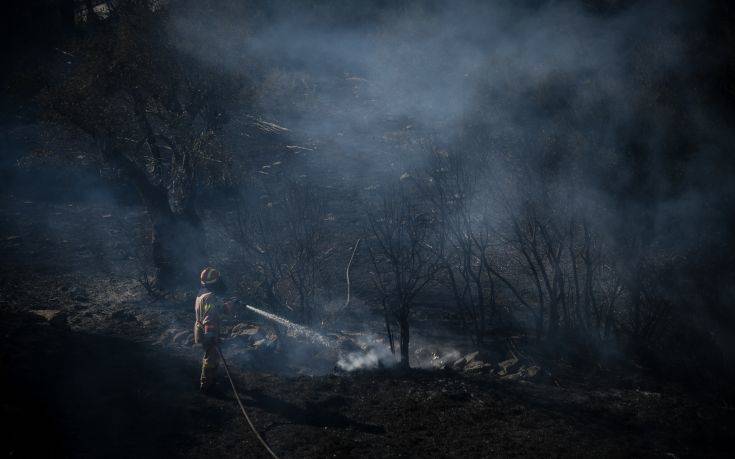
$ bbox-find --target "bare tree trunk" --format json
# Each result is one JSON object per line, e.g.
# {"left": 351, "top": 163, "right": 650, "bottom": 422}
{"left": 382, "top": 298, "right": 395, "bottom": 356}
{"left": 569, "top": 222, "right": 585, "bottom": 329}
{"left": 94, "top": 139, "right": 205, "bottom": 289}
{"left": 473, "top": 258, "right": 486, "bottom": 344}
{"left": 399, "top": 313, "right": 410, "bottom": 369}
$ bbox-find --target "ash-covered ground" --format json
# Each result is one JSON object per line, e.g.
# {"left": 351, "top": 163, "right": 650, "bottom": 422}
{"left": 1, "top": 177, "right": 731, "bottom": 458}
{"left": 3, "top": 1, "right": 735, "bottom": 457}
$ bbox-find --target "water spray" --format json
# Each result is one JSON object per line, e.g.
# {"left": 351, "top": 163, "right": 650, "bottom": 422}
{"left": 244, "top": 304, "right": 395, "bottom": 371}
{"left": 245, "top": 305, "right": 337, "bottom": 350}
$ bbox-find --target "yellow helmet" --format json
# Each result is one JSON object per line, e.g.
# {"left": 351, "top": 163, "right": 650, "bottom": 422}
{"left": 200, "top": 267, "right": 221, "bottom": 286}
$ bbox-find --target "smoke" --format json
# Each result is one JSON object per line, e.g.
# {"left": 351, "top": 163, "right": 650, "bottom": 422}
{"left": 246, "top": 305, "right": 393, "bottom": 372}
{"left": 337, "top": 337, "right": 395, "bottom": 371}
{"left": 336, "top": 340, "right": 465, "bottom": 371}
{"left": 166, "top": 0, "right": 735, "bottom": 368}
{"left": 168, "top": 0, "right": 733, "bottom": 258}
{"left": 246, "top": 303, "right": 459, "bottom": 372}
{"left": 170, "top": 0, "right": 687, "bottom": 164}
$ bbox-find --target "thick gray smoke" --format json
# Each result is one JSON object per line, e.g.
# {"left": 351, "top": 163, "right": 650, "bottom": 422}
{"left": 170, "top": 0, "right": 687, "bottom": 168}
{"left": 168, "top": 0, "right": 732, "bottom": 251}
{"left": 336, "top": 334, "right": 396, "bottom": 371}
{"left": 168, "top": 0, "right": 735, "bottom": 366}
{"left": 168, "top": 0, "right": 730, "bottom": 260}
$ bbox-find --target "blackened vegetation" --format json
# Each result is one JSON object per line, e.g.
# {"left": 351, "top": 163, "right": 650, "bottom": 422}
{"left": 33, "top": 1, "right": 243, "bottom": 287}
{"left": 233, "top": 180, "right": 334, "bottom": 327}
{"left": 2, "top": 0, "right": 735, "bottom": 457}
{"left": 366, "top": 187, "right": 438, "bottom": 367}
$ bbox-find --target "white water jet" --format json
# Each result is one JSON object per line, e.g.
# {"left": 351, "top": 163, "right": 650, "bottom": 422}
{"left": 245, "top": 304, "right": 337, "bottom": 350}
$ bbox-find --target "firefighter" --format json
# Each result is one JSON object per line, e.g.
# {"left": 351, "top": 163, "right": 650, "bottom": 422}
{"left": 194, "top": 267, "right": 234, "bottom": 394}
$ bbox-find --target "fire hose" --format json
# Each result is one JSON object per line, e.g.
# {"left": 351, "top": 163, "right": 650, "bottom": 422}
{"left": 215, "top": 345, "right": 279, "bottom": 459}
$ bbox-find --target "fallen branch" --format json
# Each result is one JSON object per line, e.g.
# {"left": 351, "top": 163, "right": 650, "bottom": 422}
{"left": 285, "top": 145, "right": 314, "bottom": 151}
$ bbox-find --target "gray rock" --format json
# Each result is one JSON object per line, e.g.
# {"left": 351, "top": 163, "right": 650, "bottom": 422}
{"left": 497, "top": 356, "right": 519, "bottom": 376}
{"left": 464, "top": 351, "right": 480, "bottom": 363}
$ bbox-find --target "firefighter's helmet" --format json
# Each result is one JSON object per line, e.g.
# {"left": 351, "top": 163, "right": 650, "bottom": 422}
{"left": 200, "top": 267, "right": 221, "bottom": 286}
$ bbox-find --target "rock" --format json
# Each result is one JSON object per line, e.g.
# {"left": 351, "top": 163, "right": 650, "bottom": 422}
{"left": 31, "top": 309, "right": 61, "bottom": 321}
{"left": 500, "top": 365, "right": 526, "bottom": 380}
{"left": 252, "top": 331, "right": 278, "bottom": 350}
{"left": 448, "top": 351, "right": 494, "bottom": 373}
{"left": 231, "top": 323, "right": 262, "bottom": 337}
{"left": 464, "top": 361, "right": 493, "bottom": 373}
{"left": 31, "top": 309, "right": 68, "bottom": 329}
{"left": 464, "top": 351, "right": 480, "bottom": 364}
{"left": 452, "top": 357, "right": 468, "bottom": 370}
{"left": 526, "top": 365, "right": 541, "bottom": 379}
{"left": 452, "top": 351, "right": 481, "bottom": 370}
{"left": 500, "top": 365, "right": 542, "bottom": 381}
{"left": 497, "top": 356, "right": 519, "bottom": 376}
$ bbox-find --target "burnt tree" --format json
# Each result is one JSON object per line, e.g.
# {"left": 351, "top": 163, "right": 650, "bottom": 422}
{"left": 366, "top": 187, "right": 437, "bottom": 368}
{"left": 234, "top": 179, "right": 333, "bottom": 325}
{"left": 39, "top": 1, "right": 240, "bottom": 288}
{"left": 423, "top": 150, "right": 498, "bottom": 344}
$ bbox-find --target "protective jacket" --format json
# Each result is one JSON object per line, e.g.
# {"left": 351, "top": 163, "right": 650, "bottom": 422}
{"left": 194, "top": 287, "right": 231, "bottom": 344}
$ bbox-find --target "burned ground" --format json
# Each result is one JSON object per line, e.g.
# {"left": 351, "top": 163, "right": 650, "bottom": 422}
{"left": 3, "top": 0, "right": 735, "bottom": 457}
{"left": 1, "top": 178, "right": 732, "bottom": 458}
